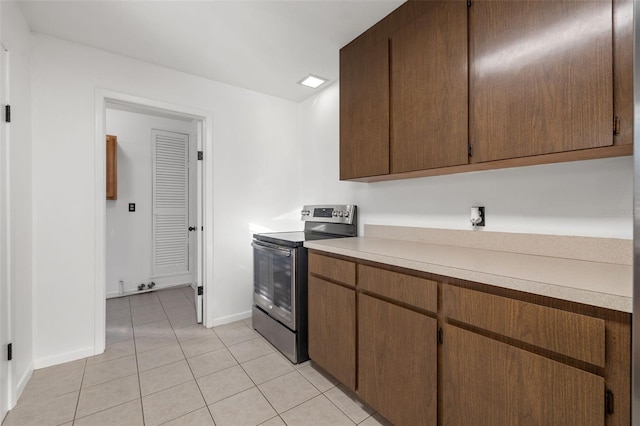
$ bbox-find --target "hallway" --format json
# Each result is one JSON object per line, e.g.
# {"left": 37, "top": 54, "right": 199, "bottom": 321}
{"left": 2, "top": 288, "right": 387, "bottom": 425}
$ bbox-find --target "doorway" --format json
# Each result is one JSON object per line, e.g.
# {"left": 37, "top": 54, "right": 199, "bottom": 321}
{"left": 95, "top": 91, "right": 213, "bottom": 356}
{"left": 105, "top": 107, "right": 199, "bottom": 303}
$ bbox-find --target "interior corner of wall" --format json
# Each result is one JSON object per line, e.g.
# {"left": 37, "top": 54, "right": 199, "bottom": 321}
{"left": 12, "top": 360, "right": 34, "bottom": 407}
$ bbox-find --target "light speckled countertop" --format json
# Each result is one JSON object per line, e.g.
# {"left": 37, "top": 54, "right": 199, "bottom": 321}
{"left": 304, "top": 236, "right": 632, "bottom": 313}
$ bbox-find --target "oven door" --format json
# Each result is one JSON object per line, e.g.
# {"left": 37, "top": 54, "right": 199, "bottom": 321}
{"left": 252, "top": 240, "right": 297, "bottom": 331}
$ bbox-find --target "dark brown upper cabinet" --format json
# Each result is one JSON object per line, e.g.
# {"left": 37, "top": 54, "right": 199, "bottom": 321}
{"left": 613, "top": 0, "right": 634, "bottom": 147}
{"left": 339, "top": 23, "right": 390, "bottom": 180}
{"left": 390, "top": 1, "right": 468, "bottom": 173}
{"left": 469, "top": 0, "right": 614, "bottom": 163}
{"left": 339, "top": 0, "right": 632, "bottom": 182}
{"left": 339, "top": 1, "right": 434, "bottom": 180}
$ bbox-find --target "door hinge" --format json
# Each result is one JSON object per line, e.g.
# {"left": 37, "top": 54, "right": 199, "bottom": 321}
{"left": 5, "top": 105, "right": 10, "bottom": 123}
{"left": 605, "top": 389, "right": 614, "bottom": 415}
{"left": 468, "top": 144, "right": 473, "bottom": 157}
{"left": 197, "top": 286, "right": 203, "bottom": 296}
{"left": 197, "top": 151, "right": 203, "bottom": 161}
{"left": 437, "top": 327, "right": 443, "bottom": 345}
{"left": 613, "top": 116, "right": 620, "bottom": 136}
{"left": 7, "top": 343, "right": 12, "bottom": 361}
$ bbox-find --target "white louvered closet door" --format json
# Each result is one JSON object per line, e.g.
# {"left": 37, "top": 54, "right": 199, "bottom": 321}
{"left": 152, "top": 130, "right": 190, "bottom": 277}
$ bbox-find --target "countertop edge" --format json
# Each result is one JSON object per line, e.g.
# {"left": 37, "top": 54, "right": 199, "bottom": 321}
{"left": 304, "top": 240, "right": 632, "bottom": 314}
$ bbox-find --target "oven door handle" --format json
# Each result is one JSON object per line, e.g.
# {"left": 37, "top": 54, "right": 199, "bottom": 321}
{"left": 251, "top": 241, "right": 292, "bottom": 257}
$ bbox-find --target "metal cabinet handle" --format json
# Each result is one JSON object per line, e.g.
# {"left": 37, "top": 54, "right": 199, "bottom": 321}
{"left": 251, "top": 242, "right": 291, "bottom": 257}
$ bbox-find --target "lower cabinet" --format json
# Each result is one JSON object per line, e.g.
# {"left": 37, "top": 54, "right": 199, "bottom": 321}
{"left": 307, "top": 276, "right": 356, "bottom": 390}
{"left": 358, "top": 294, "right": 437, "bottom": 426}
{"left": 441, "top": 324, "right": 605, "bottom": 426}
{"left": 307, "top": 251, "right": 629, "bottom": 426}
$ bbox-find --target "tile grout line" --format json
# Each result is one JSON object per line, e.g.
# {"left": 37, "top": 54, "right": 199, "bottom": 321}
{"left": 69, "top": 358, "right": 88, "bottom": 425}
{"left": 80, "top": 291, "right": 206, "bottom": 424}
{"left": 221, "top": 323, "right": 330, "bottom": 421}
{"left": 73, "top": 296, "right": 129, "bottom": 423}
{"left": 247, "top": 358, "right": 325, "bottom": 420}
{"left": 249, "top": 348, "right": 367, "bottom": 424}
{"left": 196, "top": 323, "right": 282, "bottom": 420}
{"left": 153, "top": 291, "right": 184, "bottom": 425}
{"left": 192, "top": 329, "right": 252, "bottom": 419}
{"left": 213, "top": 323, "right": 290, "bottom": 424}
{"left": 129, "top": 295, "right": 147, "bottom": 426}
{"left": 233, "top": 349, "right": 282, "bottom": 419}
{"left": 156, "top": 291, "right": 215, "bottom": 425}
{"left": 71, "top": 396, "right": 141, "bottom": 424}
{"left": 320, "top": 386, "right": 360, "bottom": 425}
{"left": 296, "top": 361, "right": 375, "bottom": 423}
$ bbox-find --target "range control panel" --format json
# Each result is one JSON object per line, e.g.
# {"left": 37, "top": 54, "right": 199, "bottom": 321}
{"left": 300, "top": 205, "right": 356, "bottom": 225}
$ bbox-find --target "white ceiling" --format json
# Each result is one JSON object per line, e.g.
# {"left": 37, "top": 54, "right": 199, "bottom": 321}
{"left": 18, "top": 0, "right": 404, "bottom": 102}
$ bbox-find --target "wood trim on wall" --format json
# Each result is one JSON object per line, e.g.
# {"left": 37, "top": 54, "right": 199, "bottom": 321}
{"left": 105, "top": 135, "right": 117, "bottom": 200}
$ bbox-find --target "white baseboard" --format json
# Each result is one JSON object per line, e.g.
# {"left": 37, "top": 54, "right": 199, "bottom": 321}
{"left": 212, "top": 310, "right": 252, "bottom": 327}
{"left": 34, "top": 346, "right": 95, "bottom": 369}
{"left": 106, "top": 282, "right": 191, "bottom": 299}
{"left": 11, "top": 361, "right": 34, "bottom": 407}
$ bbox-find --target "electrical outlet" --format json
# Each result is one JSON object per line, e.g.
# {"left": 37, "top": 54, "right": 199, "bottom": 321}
{"left": 471, "top": 206, "right": 485, "bottom": 227}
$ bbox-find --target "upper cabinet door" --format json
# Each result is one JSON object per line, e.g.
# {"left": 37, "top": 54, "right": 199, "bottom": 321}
{"left": 390, "top": 1, "right": 468, "bottom": 173}
{"left": 340, "top": 25, "right": 390, "bottom": 180}
{"left": 469, "top": 0, "right": 613, "bottom": 163}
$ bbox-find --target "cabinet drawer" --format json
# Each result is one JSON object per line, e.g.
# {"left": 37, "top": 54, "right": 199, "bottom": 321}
{"left": 442, "top": 285, "right": 605, "bottom": 367}
{"left": 309, "top": 253, "right": 356, "bottom": 287}
{"left": 359, "top": 265, "right": 437, "bottom": 313}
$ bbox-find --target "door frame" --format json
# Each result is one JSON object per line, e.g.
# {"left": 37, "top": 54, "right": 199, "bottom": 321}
{"left": 94, "top": 89, "right": 214, "bottom": 355}
{"left": 0, "top": 44, "right": 10, "bottom": 422}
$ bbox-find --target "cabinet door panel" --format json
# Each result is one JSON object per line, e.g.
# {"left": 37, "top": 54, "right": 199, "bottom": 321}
{"left": 307, "top": 276, "right": 356, "bottom": 390}
{"left": 340, "top": 26, "right": 390, "bottom": 180}
{"left": 390, "top": 1, "right": 468, "bottom": 172}
{"left": 359, "top": 294, "right": 437, "bottom": 426}
{"left": 470, "top": 0, "right": 613, "bottom": 162}
{"left": 442, "top": 324, "right": 604, "bottom": 426}
{"left": 613, "top": 0, "right": 633, "bottom": 146}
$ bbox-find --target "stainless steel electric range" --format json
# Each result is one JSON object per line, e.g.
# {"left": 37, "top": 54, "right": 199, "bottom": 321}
{"left": 251, "top": 204, "right": 357, "bottom": 363}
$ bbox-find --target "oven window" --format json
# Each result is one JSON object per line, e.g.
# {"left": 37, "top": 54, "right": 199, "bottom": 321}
{"left": 253, "top": 243, "right": 294, "bottom": 314}
{"left": 272, "top": 255, "right": 291, "bottom": 312}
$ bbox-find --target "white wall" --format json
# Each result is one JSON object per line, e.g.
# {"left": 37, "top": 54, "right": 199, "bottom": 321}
{"left": 31, "top": 34, "right": 301, "bottom": 367}
{"left": 2, "top": 0, "right": 33, "bottom": 404}
{"left": 105, "top": 108, "right": 197, "bottom": 297}
{"left": 29, "top": 24, "right": 633, "bottom": 369}
{"left": 298, "top": 82, "right": 633, "bottom": 240}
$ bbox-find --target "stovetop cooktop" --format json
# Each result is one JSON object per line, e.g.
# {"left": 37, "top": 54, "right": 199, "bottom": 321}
{"left": 253, "top": 205, "right": 357, "bottom": 248}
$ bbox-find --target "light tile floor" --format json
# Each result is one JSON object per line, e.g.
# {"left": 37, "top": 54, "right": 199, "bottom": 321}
{"left": 2, "top": 287, "right": 392, "bottom": 426}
